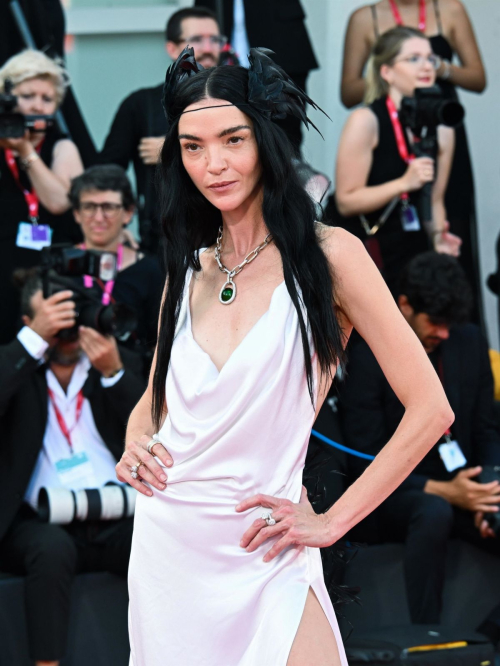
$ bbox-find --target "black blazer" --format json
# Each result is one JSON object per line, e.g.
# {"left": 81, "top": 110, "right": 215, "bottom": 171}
{"left": 338, "top": 325, "right": 500, "bottom": 490}
{"left": 196, "top": 0, "right": 318, "bottom": 74}
{"left": 0, "top": 338, "right": 145, "bottom": 542}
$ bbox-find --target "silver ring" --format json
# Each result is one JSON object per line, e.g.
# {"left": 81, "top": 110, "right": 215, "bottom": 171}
{"left": 130, "top": 465, "right": 138, "bottom": 479}
{"left": 147, "top": 438, "right": 160, "bottom": 456}
{"left": 261, "top": 511, "right": 276, "bottom": 527}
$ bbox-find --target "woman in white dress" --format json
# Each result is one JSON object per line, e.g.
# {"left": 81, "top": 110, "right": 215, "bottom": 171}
{"left": 116, "top": 48, "right": 453, "bottom": 666}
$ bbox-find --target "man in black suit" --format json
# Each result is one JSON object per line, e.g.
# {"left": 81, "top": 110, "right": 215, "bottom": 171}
{"left": 0, "top": 274, "right": 145, "bottom": 665}
{"left": 99, "top": 6, "right": 224, "bottom": 253}
{"left": 339, "top": 252, "right": 500, "bottom": 627}
{"left": 197, "top": 0, "right": 318, "bottom": 154}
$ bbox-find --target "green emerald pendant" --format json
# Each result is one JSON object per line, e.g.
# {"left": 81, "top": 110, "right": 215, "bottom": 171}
{"left": 219, "top": 279, "right": 236, "bottom": 305}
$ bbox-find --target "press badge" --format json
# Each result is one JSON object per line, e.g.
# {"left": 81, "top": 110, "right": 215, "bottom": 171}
{"left": 438, "top": 438, "right": 467, "bottom": 473}
{"left": 55, "top": 452, "right": 96, "bottom": 489}
{"left": 400, "top": 201, "right": 421, "bottom": 232}
{"left": 16, "top": 222, "right": 52, "bottom": 250}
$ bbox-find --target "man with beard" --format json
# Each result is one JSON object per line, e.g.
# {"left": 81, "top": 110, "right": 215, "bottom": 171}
{"left": 0, "top": 274, "right": 145, "bottom": 666}
{"left": 99, "top": 6, "right": 224, "bottom": 252}
{"left": 338, "top": 251, "right": 500, "bottom": 637}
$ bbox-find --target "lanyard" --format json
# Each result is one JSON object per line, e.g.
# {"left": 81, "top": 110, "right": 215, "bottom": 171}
{"left": 82, "top": 243, "right": 123, "bottom": 305}
{"left": 47, "top": 387, "right": 84, "bottom": 454}
{"left": 386, "top": 95, "right": 415, "bottom": 202}
{"left": 389, "top": 0, "right": 426, "bottom": 32}
{"left": 4, "top": 149, "right": 39, "bottom": 223}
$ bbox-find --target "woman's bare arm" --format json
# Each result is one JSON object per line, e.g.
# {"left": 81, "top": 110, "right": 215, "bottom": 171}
{"left": 340, "top": 7, "right": 373, "bottom": 108}
{"left": 323, "top": 228, "right": 454, "bottom": 537}
{"left": 441, "top": 0, "right": 486, "bottom": 93}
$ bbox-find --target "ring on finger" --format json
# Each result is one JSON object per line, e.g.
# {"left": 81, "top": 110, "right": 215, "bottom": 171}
{"left": 130, "top": 460, "right": 145, "bottom": 479}
{"left": 261, "top": 511, "right": 276, "bottom": 527}
{"left": 147, "top": 438, "right": 160, "bottom": 456}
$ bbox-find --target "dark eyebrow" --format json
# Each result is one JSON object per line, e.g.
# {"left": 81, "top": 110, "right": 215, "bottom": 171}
{"left": 178, "top": 133, "right": 202, "bottom": 141}
{"left": 218, "top": 125, "right": 251, "bottom": 138}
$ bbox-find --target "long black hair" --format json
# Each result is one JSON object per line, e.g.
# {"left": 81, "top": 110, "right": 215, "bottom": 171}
{"left": 152, "top": 65, "right": 346, "bottom": 429}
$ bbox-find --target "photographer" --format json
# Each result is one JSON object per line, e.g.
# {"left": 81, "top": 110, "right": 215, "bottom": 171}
{"left": 70, "top": 164, "right": 164, "bottom": 368}
{"left": 0, "top": 49, "right": 84, "bottom": 345}
{"left": 0, "top": 273, "right": 145, "bottom": 666}
{"left": 334, "top": 26, "right": 460, "bottom": 296}
{"left": 339, "top": 252, "right": 500, "bottom": 634}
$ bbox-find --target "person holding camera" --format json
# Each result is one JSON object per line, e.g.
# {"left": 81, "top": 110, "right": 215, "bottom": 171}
{"left": 0, "top": 272, "right": 145, "bottom": 666}
{"left": 70, "top": 164, "right": 164, "bottom": 368}
{"left": 340, "top": 0, "right": 486, "bottom": 322}
{"left": 339, "top": 252, "right": 500, "bottom": 633}
{"left": 334, "top": 26, "right": 460, "bottom": 296}
{"left": 0, "top": 49, "right": 84, "bottom": 346}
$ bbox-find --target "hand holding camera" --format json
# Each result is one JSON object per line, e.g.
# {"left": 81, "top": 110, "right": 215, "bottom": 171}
{"left": 79, "top": 326, "right": 123, "bottom": 378}
{"left": 27, "top": 289, "right": 76, "bottom": 341}
{"left": 400, "top": 157, "right": 434, "bottom": 192}
{"left": 427, "top": 466, "right": 500, "bottom": 514}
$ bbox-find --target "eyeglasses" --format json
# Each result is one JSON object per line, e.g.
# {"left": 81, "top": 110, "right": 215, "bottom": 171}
{"left": 394, "top": 54, "right": 440, "bottom": 69}
{"left": 177, "top": 35, "right": 228, "bottom": 48}
{"left": 78, "top": 202, "right": 124, "bottom": 219}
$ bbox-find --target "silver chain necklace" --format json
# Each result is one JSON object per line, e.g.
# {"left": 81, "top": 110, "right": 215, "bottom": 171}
{"left": 214, "top": 226, "right": 273, "bottom": 305}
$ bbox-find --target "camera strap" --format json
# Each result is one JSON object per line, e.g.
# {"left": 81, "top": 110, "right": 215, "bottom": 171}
{"left": 389, "top": 0, "right": 426, "bottom": 32}
{"left": 47, "top": 387, "right": 84, "bottom": 454}
{"left": 82, "top": 243, "right": 123, "bottom": 305}
{"left": 4, "top": 148, "right": 40, "bottom": 223}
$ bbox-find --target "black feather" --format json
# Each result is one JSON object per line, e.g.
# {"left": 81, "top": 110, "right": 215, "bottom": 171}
{"left": 162, "top": 46, "right": 204, "bottom": 129}
{"left": 247, "top": 48, "right": 330, "bottom": 137}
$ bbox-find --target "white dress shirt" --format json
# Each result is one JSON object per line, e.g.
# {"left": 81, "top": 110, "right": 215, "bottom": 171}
{"left": 18, "top": 327, "right": 122, "bottom": 508}
{"left": 232, "top": 0, "right": 250, "bottom": 68}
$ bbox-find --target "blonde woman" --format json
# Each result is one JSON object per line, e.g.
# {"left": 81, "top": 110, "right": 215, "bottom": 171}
{"left": 335, "top": 26, "right": 460, "bottom": 295}
{"left": 0, "top": 49, "right": 83, "bottom": 343}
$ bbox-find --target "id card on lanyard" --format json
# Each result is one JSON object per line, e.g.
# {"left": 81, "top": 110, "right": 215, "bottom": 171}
{"left": 385, "top": 96, "right": 421, "bottom": 232}
{"left": 5, "top": 148, "right": 53, "bottom": 250}
{"left": 47, "top": 388, "right": 97, "bottom": 488}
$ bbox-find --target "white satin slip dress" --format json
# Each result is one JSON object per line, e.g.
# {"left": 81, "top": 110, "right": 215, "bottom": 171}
{"left": 128, "top": 262, "right": 348, "bottom": 666}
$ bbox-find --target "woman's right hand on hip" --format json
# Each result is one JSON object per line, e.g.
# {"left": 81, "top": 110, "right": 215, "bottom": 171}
{"left": 116, "top": 435, "right": 173, "bottom": 496}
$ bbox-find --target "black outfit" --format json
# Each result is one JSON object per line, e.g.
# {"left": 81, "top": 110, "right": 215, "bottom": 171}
{"left": 196, "top": 0, "right": 318, "bottom": 153}
{"left": 0, "top": 0, "right": 97, "bottom": 166}
{"left": 99, "top": 84, "right": 166, "bottom": 253}
{"left": 334, "top": 97, "right": 430, "bottom": 296}
{"left": 0, "top": 132, "right": 83, "bottom": 345}
{"left": 338, "top": 328, "right": 500, "bottom": 623}
{"left": 371, "top": 0, "right": 484, "bottom": 325}
{"left": 0, "top": 338, "right": 145, "bottom": 661}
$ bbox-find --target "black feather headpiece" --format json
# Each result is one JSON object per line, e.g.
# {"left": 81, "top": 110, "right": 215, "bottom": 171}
{"left": 162, "top": 45, "right": 328, "bottom": 136}
{"left": 162, "top": 46, "right": 204, "bottom": 128}
{"left": 247, "top": 48, "right": 329, "bottom": 135}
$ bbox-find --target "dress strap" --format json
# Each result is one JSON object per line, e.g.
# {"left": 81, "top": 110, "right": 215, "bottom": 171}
{"left": 433, "top": 0, "right": 443, "bottom": 34}
{"left": 371, "top": 3, "right": 380, "bottom": 40}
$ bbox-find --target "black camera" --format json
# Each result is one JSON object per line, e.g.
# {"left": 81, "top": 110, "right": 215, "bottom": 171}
{"left": 399, "top": 85, "right": 464, "bottom": 134}
{"left": 479, "top": 466, "right": 500, "bottom": 536}
{"left": 0, "top": 79, "right": 54, "bottom": 139}
{"left": 40, "top": 244, "right": 137, "bottom": 339}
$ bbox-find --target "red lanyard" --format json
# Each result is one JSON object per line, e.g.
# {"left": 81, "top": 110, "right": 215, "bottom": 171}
{"left": 47, "top": 387, "right": 84, "bottom": 454}
{"left": 389, "top": 0, "right": 426, "bottom": 32}
{"left": 386, "top": 96, "right": 414, "bottom": 202}
{"left": 4, "top": 149, "right": 39, "bottom": 222}
{"left": 82, "top": 243, "right": 123, "bottom": 305}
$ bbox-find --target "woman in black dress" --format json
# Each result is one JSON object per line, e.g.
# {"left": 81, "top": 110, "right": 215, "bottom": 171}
{"left": 0, "top": 49, "right": 83, "bottom": 344}
{"left": 335, "top": 26, "right": 460, "bottom": 296}
{"left": 340, "top": 0, "right": 486, "bottom": 319}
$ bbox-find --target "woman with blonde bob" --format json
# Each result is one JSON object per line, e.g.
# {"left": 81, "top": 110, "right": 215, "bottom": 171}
{"left": 0, "top": 49, "right": 83, "bottom": 343}
{"left": 335, "top": 26, "right": 460, "bottom": 295}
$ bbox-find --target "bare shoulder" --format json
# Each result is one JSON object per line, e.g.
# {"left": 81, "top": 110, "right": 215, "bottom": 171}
{"left": 316, "top": 224, "right": 366, "bottom": 276}
{"left": 441, "top": 0, "right": 468, "bottom": 19}
{"left": 347, "top": 4, "right": 375, "bottom": 30}
{"left": 341, "top": 106, "right": 378, "bottom": 146}
{"left": 53, "top": 138, "right": 80, "bottom": 157}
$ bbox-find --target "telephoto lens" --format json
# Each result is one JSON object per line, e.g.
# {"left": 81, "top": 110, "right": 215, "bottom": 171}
{"left": 37, "top": 482, "right": 137, "bottom": 524}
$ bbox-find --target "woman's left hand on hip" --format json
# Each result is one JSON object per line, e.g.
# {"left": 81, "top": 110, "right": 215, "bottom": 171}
{"left": 236, "top": 486, "right": 334, "bottom": 562}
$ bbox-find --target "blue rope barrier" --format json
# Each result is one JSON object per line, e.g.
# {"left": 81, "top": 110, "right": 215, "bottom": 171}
{"left": 311, "top": 429, "right": 376, "bottom": 461}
